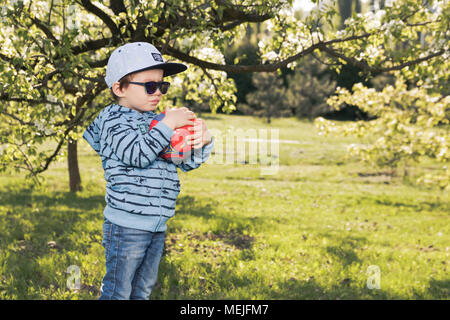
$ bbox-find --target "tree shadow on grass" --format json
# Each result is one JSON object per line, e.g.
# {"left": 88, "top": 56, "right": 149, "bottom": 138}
{"left": 411, "top": 279, "right": 450, "bottom": 300}
{"left": 374, "top": 197, "right": 449, "bottom": 212}
{"left": 426, "top": 279, "right": 450, "bottom": 299}
{"left": 271, "top": 277, "right": 397, "bottom": 300}
{"left": 0, "top": 183, "right": 105, "bottom": 298}
{"left": 174, "top": 195, "right": 259, "bottom": 250}
{"left": 324, "top": 235, "right": 368, "bottom": 267}
{"left": 155, "top": 254, "right": 399, "bottom": 299}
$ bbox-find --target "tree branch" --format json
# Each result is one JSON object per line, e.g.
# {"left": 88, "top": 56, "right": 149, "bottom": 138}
{"left": 0, "top": 108, "right": 35, "bottom": 126}
{"left": 214, "top": 0, "right": 275, "bottom": 23}
{"left": 109, "top": 0, "right": 127, "bottom": 15}
{"left": 29, "top": 16, "right": 59, "bottom": 45}
{"left": 319, "top": 45, "right": 372, "bottom": 71}
{"left": 165, "top": 44, "right": 318, "bottom": 73}
{"left": 11, "top": 142, "right": 36, "bottom": 175}
{"left": 374, "top": 49, "right": 447, "bottom": 73}
{"left": 34, "top": 133, "right": 66, "bottom": 175}
{"left": 320, "top": 44, "right": 447, "bottom": 74}
{"left": 34, "top": 81, "right": 106, "bottom": 174}
{"left": 71, "top": 38, "right": 118, "bottom": 56}
{"left": 79, "top": 0, "right": 120, "bottom": 36}
{"left": 199, "top": 66, "right": 226, "bottom": 106}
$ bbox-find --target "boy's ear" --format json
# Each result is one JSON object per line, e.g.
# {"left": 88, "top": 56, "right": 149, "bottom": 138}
{"left": 111, "top": 82, "right": 126, "bottom": 98}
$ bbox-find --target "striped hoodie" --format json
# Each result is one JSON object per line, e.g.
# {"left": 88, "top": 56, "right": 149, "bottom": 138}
{"left": 82, "top": 104, "right": 214, "bottom": 232}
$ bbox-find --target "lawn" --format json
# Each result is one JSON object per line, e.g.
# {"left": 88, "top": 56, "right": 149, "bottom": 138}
{"left": 0, "top": 113, "right": 448, "bottom": 299}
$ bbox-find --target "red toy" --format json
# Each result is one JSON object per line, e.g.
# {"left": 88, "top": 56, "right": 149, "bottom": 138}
{"left": 149, "top": 111, "right": 198, "bottom": 161}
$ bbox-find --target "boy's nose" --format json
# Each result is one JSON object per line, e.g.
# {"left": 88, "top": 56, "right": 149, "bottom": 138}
{"left": 153, "top": 88, "right": 162, "bottom": 95}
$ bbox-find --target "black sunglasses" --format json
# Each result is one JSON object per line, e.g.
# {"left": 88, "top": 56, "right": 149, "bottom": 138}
{"left": 128, "top": 81, "right": 170, "bottom": 95}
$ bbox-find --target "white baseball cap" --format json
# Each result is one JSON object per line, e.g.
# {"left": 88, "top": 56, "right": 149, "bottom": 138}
{"left": 104, "top": 42, "right": 187, "bottom": 88}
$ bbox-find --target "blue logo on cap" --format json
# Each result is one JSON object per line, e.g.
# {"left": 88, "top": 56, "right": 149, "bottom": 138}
{"left": 152, "top": 53, "right": 163, "bottom": 62}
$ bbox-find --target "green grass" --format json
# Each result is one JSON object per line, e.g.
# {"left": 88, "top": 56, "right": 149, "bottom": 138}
{"left": 0, "top": 114, "right": 448, "bottom": 300}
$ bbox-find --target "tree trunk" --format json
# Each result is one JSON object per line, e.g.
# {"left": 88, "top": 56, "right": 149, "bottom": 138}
{"left": 68, "top": 139, "right": 82, "bottom": 192}
{"left": 355, "top": 0, "right": 361, "bottom": 13}
{"left": 339, "top": 0, "right": 353, "bottom": 28}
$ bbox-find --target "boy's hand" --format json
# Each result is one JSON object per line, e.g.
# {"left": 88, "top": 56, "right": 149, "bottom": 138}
{"left": 161, "top": 107, "right": 196, "bottom": 130}
{"left": 187, "top": 118, "right": 212, "bottom": 149}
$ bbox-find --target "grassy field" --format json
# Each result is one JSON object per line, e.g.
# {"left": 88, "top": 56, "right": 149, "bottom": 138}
{"left": 0, "top": 113, "right": 448, "bottom": 300}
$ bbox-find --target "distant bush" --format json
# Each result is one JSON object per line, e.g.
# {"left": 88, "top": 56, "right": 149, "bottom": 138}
{"left": 285, "top": 56, "right": 337, "bottom": 121}
{"left": 245, "top": 72, "right": 292, "bottom": 123}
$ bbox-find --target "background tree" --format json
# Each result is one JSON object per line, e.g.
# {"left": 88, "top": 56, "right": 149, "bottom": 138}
{"left": 285, "top": 55, "right": 337, "bottom": 121}
{"left": 224, "top": 23, "right": 262, "bottom": 113}
{"left": 0, "top": 0, "right": 447, "bottom": 191}
{"left": 338, "top": 0, "right": 361, "bottom": 29}
{"left": 245, "top": 72, "right": 291, "bottom": 123}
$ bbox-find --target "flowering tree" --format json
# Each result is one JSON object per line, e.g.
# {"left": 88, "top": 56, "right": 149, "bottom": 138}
{"left": 311, "top": 0, "right": 449, "bottom": 189}
{"left": 0, "top": 0, "right": 448, "bottom": 191}
{"left": 315, "top": 75, "right": 449, "bottom": 188}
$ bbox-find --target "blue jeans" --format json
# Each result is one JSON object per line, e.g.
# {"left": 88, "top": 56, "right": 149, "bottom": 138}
{"left": 99, "top": 219, "right": 165, "bottom": 300}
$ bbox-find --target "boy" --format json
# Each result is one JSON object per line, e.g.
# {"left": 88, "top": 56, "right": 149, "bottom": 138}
{"left": 82, "top": 42, "right": 214, "bottom": 300}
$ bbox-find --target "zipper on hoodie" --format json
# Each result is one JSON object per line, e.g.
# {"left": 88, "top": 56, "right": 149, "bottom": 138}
{"left": 141, "top": 111, "right": 163, "bottom": 232}
{"left": 155, "top": 162, "right": 165, "bottom": 232}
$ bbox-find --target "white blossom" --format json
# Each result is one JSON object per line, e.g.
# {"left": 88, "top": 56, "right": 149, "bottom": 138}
{"left": 263, "top": 51, "right": 279, "bottom": 61}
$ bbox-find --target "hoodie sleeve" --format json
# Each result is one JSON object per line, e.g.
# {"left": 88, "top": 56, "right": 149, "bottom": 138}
{"left": 83, "top": 119, "right": 101, "bottom": 154}
{"left": 84, "top": 110, "right": 174, "bottom": 168}
{"left": 175, "top": 137, "right": 214, "bottom": 172}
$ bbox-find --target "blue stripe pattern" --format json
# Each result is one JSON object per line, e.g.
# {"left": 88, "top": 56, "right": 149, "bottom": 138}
{"left": 82, "top": 104, "right": 214, "bottom": 232}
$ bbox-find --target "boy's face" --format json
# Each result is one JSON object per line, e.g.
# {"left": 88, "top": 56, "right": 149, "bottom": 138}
{"left": 113, "top": 68, "right": 164, "bottom": 113}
